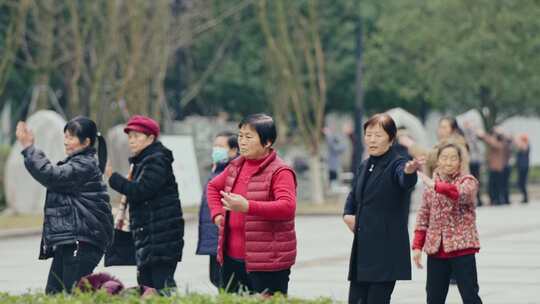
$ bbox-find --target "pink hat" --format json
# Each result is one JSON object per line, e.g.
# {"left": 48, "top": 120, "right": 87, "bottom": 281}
{"left": 124, "top": 115, "right": 160, "bottom": 138}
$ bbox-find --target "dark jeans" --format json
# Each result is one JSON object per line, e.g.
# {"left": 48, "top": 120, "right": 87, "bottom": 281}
{"left": 209, "top": 255, "right": 221, "bottom": 288}
{"left": 348, "top": 281, "right": 396, "bottom": 304}
{"left": 221, "top": 255, "right": 290, "bottom": 295}
{"left": 488, "top": 170, "right": 504, "bottom": 205}
{"left": 469, "top": 162, "right": 483, "bottom": 206}
{"left": 517, "top": 166, "right": 529, "bottom": 202}
{"left": 427, "top": 255, "right": 482, "bottom": 304}
{"left": 45, "top": 242, "right": 102, "bottom": 294}
{"left": 137, "top": 261, "right": 177, "bottom": 294}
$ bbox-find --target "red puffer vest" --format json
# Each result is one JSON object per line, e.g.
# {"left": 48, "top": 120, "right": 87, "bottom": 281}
{"left": 217, "top": 150, "right": 297, "bottom": 272}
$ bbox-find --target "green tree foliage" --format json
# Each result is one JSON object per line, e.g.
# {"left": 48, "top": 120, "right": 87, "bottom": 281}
{"left": 364, "top": 0, "right": 540, "bottom": 129}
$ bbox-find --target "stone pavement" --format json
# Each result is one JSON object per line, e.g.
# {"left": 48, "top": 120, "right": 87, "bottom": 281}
{"left": 1, "top": 202, "right": 539, "bottom": 303}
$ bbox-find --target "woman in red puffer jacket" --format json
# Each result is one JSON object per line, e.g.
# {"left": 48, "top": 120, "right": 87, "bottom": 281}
{"left": 207, "top": 113, "right": 297, "bottom": 296}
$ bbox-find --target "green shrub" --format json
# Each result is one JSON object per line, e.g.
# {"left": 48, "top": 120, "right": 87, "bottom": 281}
{"left": 0, "top": 291, "right": 337, "bottom": 304}
{"left": 0, "top": 144, "right": 12, "bottom": 212}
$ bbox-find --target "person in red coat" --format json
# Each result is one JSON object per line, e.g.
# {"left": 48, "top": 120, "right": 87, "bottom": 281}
{"left": 207, "top": 113, "right": 297, "bottom": 295}
{"left": 413, "top": 143, "right": 482, "bottom": 304}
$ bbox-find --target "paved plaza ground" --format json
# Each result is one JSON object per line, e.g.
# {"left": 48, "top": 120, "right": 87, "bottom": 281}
{"left": 1, "top": 201, "right": 539, "bottom": 303}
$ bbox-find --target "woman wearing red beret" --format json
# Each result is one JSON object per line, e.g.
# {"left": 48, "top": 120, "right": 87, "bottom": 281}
{"left": 105, "top": 115, "right": 184, "bottom": 295}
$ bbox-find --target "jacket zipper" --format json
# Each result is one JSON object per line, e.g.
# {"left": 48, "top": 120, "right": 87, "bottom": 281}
{"left": 72, "top": 205, "right": 79, "bottom": 257}
{"left": 42, "top": 192, "right": 49, "bottom": 255}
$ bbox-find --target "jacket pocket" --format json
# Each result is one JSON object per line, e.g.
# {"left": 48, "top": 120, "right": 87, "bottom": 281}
{"left": 45, "top": 206, "right": 75, "bottom": 235}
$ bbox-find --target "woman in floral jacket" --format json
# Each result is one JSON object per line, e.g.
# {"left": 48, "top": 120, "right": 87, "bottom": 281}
{"left": 412, "top": 143, "right": 482, "bottom": 304}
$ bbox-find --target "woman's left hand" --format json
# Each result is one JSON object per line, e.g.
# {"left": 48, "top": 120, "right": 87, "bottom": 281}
{"left": 220, "top": 191, "right": 249, "bottom": 213}
{"left": 404, "top": 157, "right": 425, "bottom": 174}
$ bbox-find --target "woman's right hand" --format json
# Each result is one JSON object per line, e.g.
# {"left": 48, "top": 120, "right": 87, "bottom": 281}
{"left": 343, "top": 215, "right": 355, "bottom": 233}
{"left": 412, "top": 249, "right": 423, "bottom": 269}
{"left": 16, "top": 121, "right": 34, "bottom": 149}
{"left": 105, "top": 161, "right": 113, "bottom": 179}
{"left": 418, "top": 171, "right": 435, "bottom": 189}
{"left": 214, "top": 214, "right": 224, "bottom": 227}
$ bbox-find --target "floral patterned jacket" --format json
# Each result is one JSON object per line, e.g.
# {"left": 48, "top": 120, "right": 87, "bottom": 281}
{"left": 414, "top": 171, "right": 481, "bottom": 255}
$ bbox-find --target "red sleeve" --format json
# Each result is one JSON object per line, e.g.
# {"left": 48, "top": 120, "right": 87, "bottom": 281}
{"left": 207, "top": 169, "right": 227, "bottom": 222}
{"left": 247, "top": 169, "right": 296, "bottom": 220}
{"left": 412, "top": 230, "right": 427, "bottom": 250}
{"left": 435, "top": 181, "right": 459, "bottom": 201}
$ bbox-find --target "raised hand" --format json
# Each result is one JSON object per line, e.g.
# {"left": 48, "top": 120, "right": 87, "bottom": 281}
{"left": 15, "top": 121, "right": 34, "bottom": 149}
{"left": 404, "top": 157, "right": 425, "bottom": 174}
{"left": 220, "top": 191, "right": 249, "bottom": 213}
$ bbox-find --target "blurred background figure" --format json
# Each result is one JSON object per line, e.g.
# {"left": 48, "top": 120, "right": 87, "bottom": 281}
{"left": 477, "top": 128, "right": 506, "bottom": 206}
{"left": 324, "top": 126, "right": 347, "bottom": 191}
{"left": 463, "top": 120, "right": 485, "bottom": 206}
{"left": 196, "top": 131, "right": 238, "bottom": 289}
{"left": 501, "top": 132, "right": 514, "bottom": 205}
{"left": 515, "top": 133, "right": 531, "bottom": 203}
{"left": 427, "top": 117, "right": 470, "bottom": 178}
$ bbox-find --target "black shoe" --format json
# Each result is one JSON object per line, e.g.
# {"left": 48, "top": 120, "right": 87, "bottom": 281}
{"left": 449, "top": 278, "right": 457, "bottom": 285}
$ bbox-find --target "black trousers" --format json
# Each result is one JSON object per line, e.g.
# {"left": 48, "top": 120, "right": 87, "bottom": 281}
{"left": 501, "top": 166, "right": 511, "bottom": 204}
{"left": 426, "top": 255, "right": 482, "bottom": 304}
{"left": 209, "top": 255, "right": 221, "bottom": 288}
{"left": 221, "top": 255, "right": 290, "bottom": 295}
{"left": 469, "top": 162, "right": 483, "bottom": 206}
{"left": 329, "top": 170, "right": 338, "bottom": 182}
{"left": 488, "top": 170, "right": 504, "bottom": 205}
{"left": 348, "top": 281, "right": 396, "bottom": 304}
{"left": 517, "top": 166, "right": 529, "bottom": 202}
{"left": 137, "top": 261, "right": 177, "bottom": 294}
{"left": 45, "top": 242, "right": 102, "bottom": 294}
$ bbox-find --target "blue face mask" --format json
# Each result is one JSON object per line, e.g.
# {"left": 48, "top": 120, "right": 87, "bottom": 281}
{"left": 212, "top": 147, "right": 229, "bottom": 164}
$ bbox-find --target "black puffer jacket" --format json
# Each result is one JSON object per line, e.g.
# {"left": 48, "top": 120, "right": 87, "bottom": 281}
{"left": 21, "top": 145, "right": 114, "bottom": 259}
{"left": 109, "top": 141, "right": 184, "bottom": 267}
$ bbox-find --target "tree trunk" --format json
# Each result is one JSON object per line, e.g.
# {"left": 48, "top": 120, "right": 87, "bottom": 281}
{"left": 353, "top": 13, "right": 364, "bottom": 174}
{"left": 309, "top": 152, "right": 324, "bottom": 205}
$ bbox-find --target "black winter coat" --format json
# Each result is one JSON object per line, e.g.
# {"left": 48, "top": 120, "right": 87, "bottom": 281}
{"left": 344, "top": 146, "right": 417, "bottom": 282}
{"left": 109, "top": 141, "right": 184, "bottom": 267}
{"left": 21, "top": 145, "right": 113, "bottom": 259}
{"left": 196, "top": 161, "right": 228, "bottom": 255}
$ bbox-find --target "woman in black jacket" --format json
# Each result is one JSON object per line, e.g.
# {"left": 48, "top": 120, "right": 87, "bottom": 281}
{"left": 343, "top": 113, "right": 423, "bottom": 304}
{"left": 106, "top": 115, "right": 184, "bottom": 294}
{"left": 16, "top": 117, "right": 113, "bottom": 294}
{"left": 196, "top": 131, "right": 238, "bottom": 288}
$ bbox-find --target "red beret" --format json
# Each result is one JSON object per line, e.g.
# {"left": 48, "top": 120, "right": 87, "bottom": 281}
{"left": 124, "top": 115, "right": 160, "bottom": 138}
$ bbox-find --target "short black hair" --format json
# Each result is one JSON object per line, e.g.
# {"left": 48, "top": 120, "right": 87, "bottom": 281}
{"left": 238, "top": 113, "right": 277, "bottom": 147}
{"left": 364, "top": 113, "right": 397, "bottom": 142}
{"left": 216, "top": 131, "right": 239, "bottom": 151}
